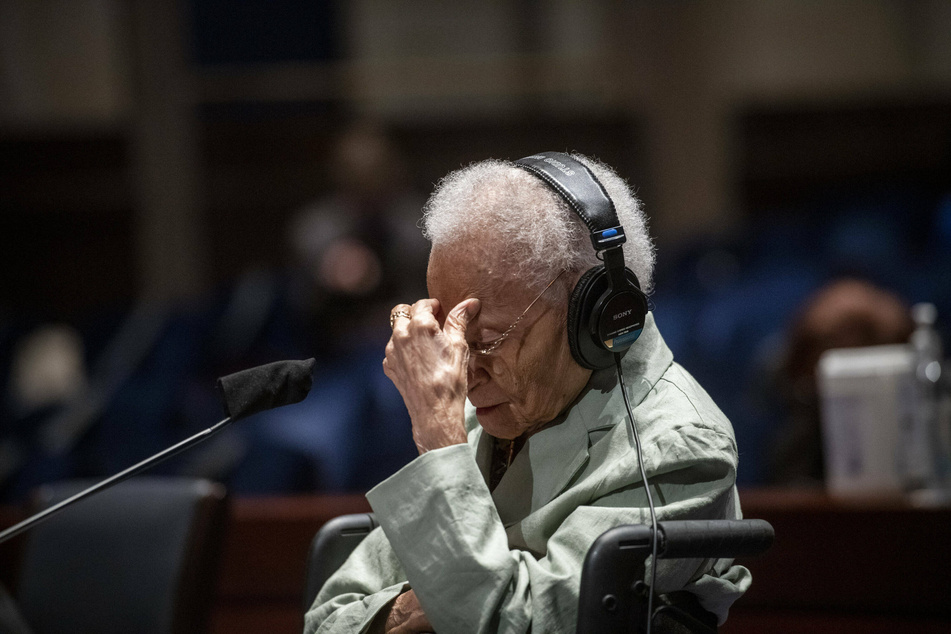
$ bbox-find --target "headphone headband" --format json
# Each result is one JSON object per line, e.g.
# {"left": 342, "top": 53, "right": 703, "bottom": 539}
{"left": 514, "top": 152, "right": 627, "bottom": 252}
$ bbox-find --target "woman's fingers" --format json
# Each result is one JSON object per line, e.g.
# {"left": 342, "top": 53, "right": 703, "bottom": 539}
{"left": 383, "top": 297, "right": 473, "bottom": 452}
{"left": 443, "top": 298, "right": 480, "bottom": 349}
{"left": 389, "top": 303, "right": 412, "bottom": 330}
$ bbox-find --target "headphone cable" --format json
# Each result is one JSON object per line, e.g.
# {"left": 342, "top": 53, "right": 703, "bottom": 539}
{"left": 615, "top": 352, "right": 658, "bottom": 634}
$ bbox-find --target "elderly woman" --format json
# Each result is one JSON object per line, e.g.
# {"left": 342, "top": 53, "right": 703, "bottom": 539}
{"left": 305, "top": 153, "right": 749, "bottom": 633}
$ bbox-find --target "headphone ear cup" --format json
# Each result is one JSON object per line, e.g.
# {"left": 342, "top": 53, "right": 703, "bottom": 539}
{"left": 568, "top": 266, "right": 649, "bottom": 371}
{"left": 567, "top": 267, "right": 614, "bottom": 370}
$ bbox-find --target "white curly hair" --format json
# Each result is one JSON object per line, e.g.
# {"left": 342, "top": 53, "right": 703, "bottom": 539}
{"left": 421, "top": 153, "right": 655, "bottom": 295}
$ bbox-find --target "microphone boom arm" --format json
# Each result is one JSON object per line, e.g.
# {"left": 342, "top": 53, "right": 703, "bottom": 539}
{"left": 0, "top": 357, "right": 315, "bottom": 546}
{"left": 0, "top": 416, "right": 233, "bottom": 546}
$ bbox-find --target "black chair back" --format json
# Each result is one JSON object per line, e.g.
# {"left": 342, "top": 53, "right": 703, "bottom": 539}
{"left": 302, "top": 512, "right": 378, "bottom": 614}
{"left": 577, "top": 519, "right": 774, "bottom": 634}
{"left": 16, "top": 477, "right": 228, "bottom": 634}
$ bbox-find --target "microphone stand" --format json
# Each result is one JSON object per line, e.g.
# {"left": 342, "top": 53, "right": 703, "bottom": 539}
{"left": 0, "top": 416, "right": 234, "bottom": 546}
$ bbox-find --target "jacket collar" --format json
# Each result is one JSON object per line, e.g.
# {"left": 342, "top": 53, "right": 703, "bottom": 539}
{"left": 467, "top": 312, "right": 673, "bottom": 526}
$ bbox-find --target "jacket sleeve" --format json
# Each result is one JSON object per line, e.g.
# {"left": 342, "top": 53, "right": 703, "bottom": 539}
{"left": 362, "top": 439, "right": 749, "bottom": 634}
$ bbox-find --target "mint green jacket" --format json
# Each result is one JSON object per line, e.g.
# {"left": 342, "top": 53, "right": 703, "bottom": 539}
{"left": 305, "top": 314, "right": 750, "bottom": 633}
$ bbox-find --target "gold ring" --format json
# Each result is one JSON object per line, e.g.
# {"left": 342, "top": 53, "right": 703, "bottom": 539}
{"left": 390, "top": 309, "right": 411, "bottom": 328}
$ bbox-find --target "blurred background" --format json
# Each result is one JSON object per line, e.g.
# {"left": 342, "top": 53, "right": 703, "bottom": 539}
{"left": 1, "top": 0, "right": 950, "bottom": 500}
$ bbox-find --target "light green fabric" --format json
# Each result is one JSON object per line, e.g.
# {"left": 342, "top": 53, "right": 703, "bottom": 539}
{"left": 305, "top": 313, "right": 751, "bottom": 633}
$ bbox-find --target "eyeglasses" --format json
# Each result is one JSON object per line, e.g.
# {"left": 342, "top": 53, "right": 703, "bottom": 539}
{"left": 469, "top": 269, "right": 567, "bottom": 356}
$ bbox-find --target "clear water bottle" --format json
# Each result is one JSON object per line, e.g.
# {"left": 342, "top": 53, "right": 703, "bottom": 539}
{"left": 909, "top": 303, "right": 950, "bottom": 499}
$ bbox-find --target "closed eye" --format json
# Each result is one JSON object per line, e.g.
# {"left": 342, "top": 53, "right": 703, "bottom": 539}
{"left": 468, "top": 323, "right": 516, "bottom": 355}
{"left": 465, "top": 268, "right": 566, "bottom": 357}
{"left": 469, "top": 336, "right": 504, "bottom": 355}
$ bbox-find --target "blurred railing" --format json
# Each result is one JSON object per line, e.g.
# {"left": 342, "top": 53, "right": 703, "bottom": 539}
{"left": 2, "top": 489, "right": 950, "bottom": 634}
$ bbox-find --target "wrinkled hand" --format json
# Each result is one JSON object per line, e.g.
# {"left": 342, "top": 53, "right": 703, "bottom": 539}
{"left": 383, "top": 298, "right": 479, "bottom": 453}
{"left": 381, "top": 590, "right": 433, "bottom": 634}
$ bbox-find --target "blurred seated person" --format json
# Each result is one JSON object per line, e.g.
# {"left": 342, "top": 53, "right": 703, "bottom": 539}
{"left": 286, "top": 121, "right": 429, "bottom": 355}
{"left": 222, "top": 123, "right": 428, "bottom": 493}
{"left": 305, "top": 153, "right": 749, "bottom": 632}
{"left": 0, "top": 325, "right": 87, "bottom": 501}
{"left": 766, "top": 278, "right": 915, "bottom": 486}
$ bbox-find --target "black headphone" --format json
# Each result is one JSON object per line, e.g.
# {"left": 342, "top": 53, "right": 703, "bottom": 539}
{"left": 514, "top": 152, "right": 649, "bottom": 371}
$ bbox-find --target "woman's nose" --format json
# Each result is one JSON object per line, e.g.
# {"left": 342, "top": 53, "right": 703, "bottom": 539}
{"left": 467, "top": 354, "right": 488, "bottom": 390}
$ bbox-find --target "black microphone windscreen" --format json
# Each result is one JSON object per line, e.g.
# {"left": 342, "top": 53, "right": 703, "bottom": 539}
{"left": 216, "top": 358, "right": 315, "bottom": 421}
